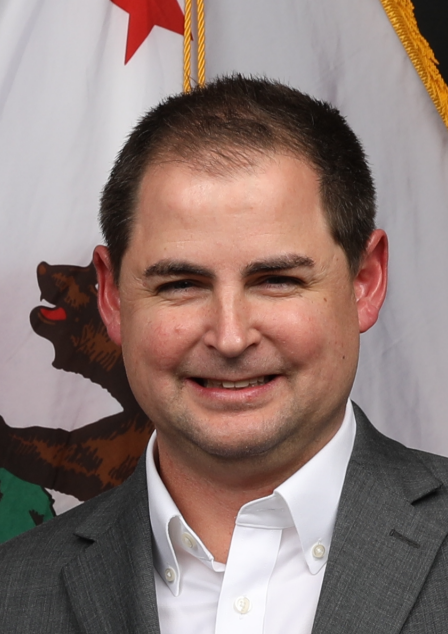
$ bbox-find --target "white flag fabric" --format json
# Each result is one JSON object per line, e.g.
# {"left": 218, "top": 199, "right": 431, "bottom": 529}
{"left": 0, "top": 0, "right": 184, "bottom": 531}
{"left": 0, "top": 0, "right": 447, "bottom": 535}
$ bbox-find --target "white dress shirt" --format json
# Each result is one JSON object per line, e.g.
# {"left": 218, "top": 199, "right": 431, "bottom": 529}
{"left": 146, "top": 401, "right": 356, "bottom": 633}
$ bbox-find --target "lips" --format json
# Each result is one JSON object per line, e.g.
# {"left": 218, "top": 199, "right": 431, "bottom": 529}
{"left": 194, "top": 376, "right": 274, "bottom": 389}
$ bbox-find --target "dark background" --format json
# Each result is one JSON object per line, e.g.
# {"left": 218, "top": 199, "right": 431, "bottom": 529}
{"left": 413, "top": 1, "right": 448, "bottom": 85}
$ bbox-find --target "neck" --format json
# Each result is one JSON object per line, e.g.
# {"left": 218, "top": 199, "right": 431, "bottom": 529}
{"left": 155, "top": 428, "right": 336, "bottom": 563}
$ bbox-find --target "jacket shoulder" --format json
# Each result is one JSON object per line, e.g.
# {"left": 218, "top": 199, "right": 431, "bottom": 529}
{"left": 0, "top": 460, "right": 148, "bottom": 631}
{"left": 352, "top": 402, "right": 448, "bottom": 512}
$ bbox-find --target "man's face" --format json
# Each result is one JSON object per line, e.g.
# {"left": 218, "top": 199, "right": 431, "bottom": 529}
{"left": 96, "top": 154, "right": 385, "bottom": 468}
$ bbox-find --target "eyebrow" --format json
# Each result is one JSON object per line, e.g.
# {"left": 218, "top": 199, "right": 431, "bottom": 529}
{"left": 242, "top": 254, "right": 315, "bottom": 276}
{"left": 144, "top": 254, "right": 315, "bottom": 280}
{"left": 144, "top": 260, "right": 216, "bottom": 279}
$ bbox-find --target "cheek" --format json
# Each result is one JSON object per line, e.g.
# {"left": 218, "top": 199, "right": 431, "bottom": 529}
{"left": 121, "top": 308, "right": 201, "bottom": 372}
{"left": 266, "top": 302, "right": 328, "bottom": 357}
{"left": 268, "top": 299, "right": 355, "bottom": 365}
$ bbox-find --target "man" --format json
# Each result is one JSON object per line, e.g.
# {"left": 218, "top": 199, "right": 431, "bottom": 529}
{"left": 1, "top": 75, "right": 448, "bottom": 633}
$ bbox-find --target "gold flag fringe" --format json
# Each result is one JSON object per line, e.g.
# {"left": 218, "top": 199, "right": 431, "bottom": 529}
{"left": 380, "top": 0, "right": 448, "bottom": 129}
{"left": 183, "top": 0, "right": 206, "bottom": 92}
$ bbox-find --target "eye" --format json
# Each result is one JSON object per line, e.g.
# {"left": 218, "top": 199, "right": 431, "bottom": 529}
{"left": 251, "top": 274, "right": 307, "bottom": 297}
{"left": 156, "top": 278, "right": 204, "bottom": 295}
{"left": 259, "top": 275, "right": 304, "bottom": 288}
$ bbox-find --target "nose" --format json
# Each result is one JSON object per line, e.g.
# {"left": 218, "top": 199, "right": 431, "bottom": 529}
{"left": 202, "top": 289, "right": 261, "bottom": 358}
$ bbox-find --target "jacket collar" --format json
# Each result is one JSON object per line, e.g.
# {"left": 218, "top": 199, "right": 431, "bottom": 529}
{"left": 62, "top": 458, "right": 161, "bottom": 634}
{"left": 312, "top": 402, "right": 448, "bottom": 634}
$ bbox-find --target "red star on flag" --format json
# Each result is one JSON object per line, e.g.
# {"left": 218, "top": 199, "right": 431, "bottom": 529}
{"left": 111, "top": 0, "right": 185, "bottom": 64}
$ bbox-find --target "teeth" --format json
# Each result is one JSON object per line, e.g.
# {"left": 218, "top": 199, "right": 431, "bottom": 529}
{"left": 203, "top": 377, "right": 270, "bottom": 389}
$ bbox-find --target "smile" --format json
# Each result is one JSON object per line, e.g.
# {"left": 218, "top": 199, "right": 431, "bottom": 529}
{"left": 194, "top": 376, "right": 274, "bottom": 389}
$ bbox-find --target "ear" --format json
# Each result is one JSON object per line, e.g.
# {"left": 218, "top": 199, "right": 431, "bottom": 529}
{"left": 354, "top": 229, "right": 388, "bottom": 333}
{"left": 93, "top": 245, "right": 122, "bottom": 346}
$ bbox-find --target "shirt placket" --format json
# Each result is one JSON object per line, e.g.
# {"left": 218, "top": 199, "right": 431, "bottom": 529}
{"left": 215, "top": 524, "right": 282, "bottom": 634}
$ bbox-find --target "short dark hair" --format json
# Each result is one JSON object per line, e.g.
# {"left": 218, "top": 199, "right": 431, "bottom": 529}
{"left": 100, "top": 74, "right": 376, "bottom": 282}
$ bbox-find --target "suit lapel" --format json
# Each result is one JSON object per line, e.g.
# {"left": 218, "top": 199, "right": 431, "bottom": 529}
{"left": 312, "top": 405, "right": 448, "bottom": 634}
{"left": 62, "top": 459, "right": 161, "bottom": 634}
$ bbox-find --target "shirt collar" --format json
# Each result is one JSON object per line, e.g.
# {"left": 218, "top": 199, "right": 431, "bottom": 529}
{"left": 274, "top": 400, "right": 356, "bottom": 573}
{"left": 146, "top": 401, "right": 356, "bottom": 594}
{"left": 146, "top": 434, "right": 185, "bottom": 596}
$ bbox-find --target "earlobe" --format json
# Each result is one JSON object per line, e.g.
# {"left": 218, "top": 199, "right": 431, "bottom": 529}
{"left": 354, "top": 229, "right": 388, "bottom": 333}
{"left": 93, "top": 245, "right": 122, "bottom": 346}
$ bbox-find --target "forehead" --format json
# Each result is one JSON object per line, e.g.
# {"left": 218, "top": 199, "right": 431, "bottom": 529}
{"left": 137, "top": 152, "right": 323, "bottom": 217}
{"left": 128, "top": 153, "right": 338, "bottom": 268}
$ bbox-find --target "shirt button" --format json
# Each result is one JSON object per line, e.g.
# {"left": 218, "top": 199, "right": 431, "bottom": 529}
{"left": 164, "top": 567, "right": 176, "bottom": 582}
{"left": 312, "top": 543, "right": 326, "bottom": 559}
{"left": 181, "top": 532, "right": 196, "bottom": 549}
{"left": 234, "top": 596, "right": 251, "bottom": 614}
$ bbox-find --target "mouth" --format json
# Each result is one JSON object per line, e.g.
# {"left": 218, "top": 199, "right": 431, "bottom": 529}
{"left": 192, "top": 375, "right": 275, "bottom": 389}
{"left": 37, "top": 297, "right": 67, "bottom": 322}
{"left": 39, "top": 305, "right": 67, "bottom": 321}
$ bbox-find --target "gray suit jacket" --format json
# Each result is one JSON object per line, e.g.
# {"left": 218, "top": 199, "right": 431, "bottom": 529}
{"left": 1, "top": 404, "right": 448, "bottom": 633}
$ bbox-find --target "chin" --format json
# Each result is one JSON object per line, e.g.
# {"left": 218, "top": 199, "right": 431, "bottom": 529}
{"left": 178, "top": 420, "right": 296, "bottom": 463}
